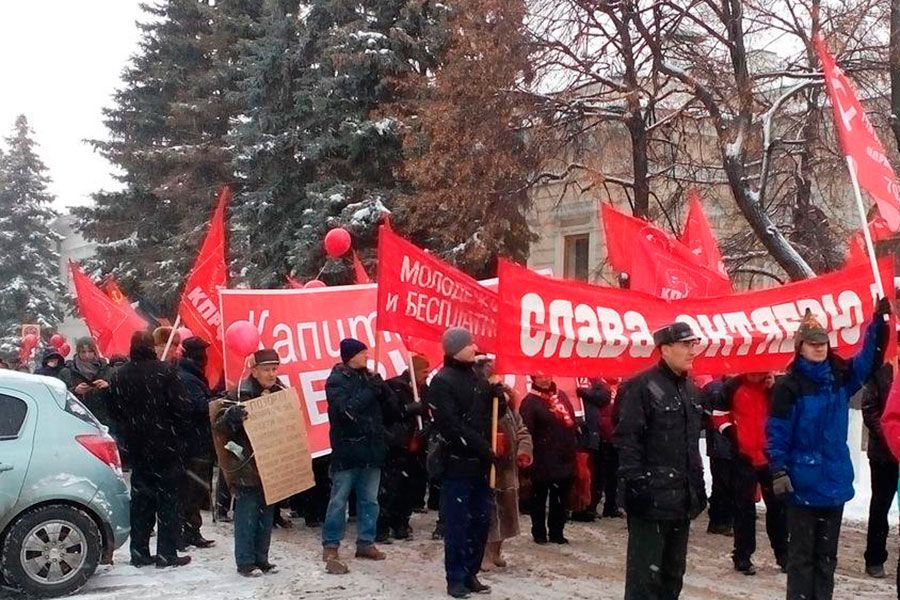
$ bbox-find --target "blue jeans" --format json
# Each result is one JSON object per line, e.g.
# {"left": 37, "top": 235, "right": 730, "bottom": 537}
{"left": 322, "top": 467, "right": 381, "bottom": 549}
{"left": 233, "top": 486, "right": 275, "bottom": 568}
{"left": 442, "top": 476, "right": 491, "bottom": 586}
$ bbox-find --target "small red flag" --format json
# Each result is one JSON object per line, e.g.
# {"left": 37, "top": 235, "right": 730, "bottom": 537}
{"left": 846, "top": 217, "right": 894, "bottom": 266}
{"left": 70, "top": 262, "right": 149, "bottom": 357}
{"left": 815, "top": 35, "right": 900, "bottom": 231}
{"left": 352, "top": 251, "right": 371, "bottom": 284}
{"left": 178, "top": 186, "right": 230, "bottom": 384}
{"left": 681, "top": 189, "right": 729, "bottom": 279}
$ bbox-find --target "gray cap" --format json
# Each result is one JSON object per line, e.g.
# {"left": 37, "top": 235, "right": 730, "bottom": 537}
{"left": 652, "top": 322, "right": 700, "bottom": 347}
{"left": 442, "top": 327, "right": 474, "bottom": 356}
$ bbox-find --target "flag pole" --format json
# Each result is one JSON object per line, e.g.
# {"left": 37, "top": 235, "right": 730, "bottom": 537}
{"left": 161, "top": 314, "right": 182, "bottom": 362}
{"left": 846, "top": 155, "right": 886, "bottom": 298}
{"left": 407, "top": 351, "right": 424, "bottom": 431}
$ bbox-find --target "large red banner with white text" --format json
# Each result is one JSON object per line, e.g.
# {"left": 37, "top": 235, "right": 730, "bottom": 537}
{"left": 495, "top": 258, "right": 895, "bottom": 378}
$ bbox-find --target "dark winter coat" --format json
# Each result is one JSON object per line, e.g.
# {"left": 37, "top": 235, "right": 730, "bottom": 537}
{"left": 575, "top": 380, "right": 611, "bottom": 452}
{"left": 861, "top": 364, "right": 896, "bottom": 464}
{"left": 60, "top": 357, "right": 113, "bottom": 426}
{"left": 325, "top": 363, "right": 398, "bottom": 472}
{"left": 177, "top": 357, "right": 215, "bottom": 460}
{"left": 34, "top": 350, "right": 65, "bottom": 379}
{"left": 701, "top": 378, "right": 737, "bottom": 460}
{"left": 213, "top": 376, "right": 285, "bottom": 488}
{"left": 615, "top": 361, "right": 707, "bottom": 521}
{"left": 429, "top": 356, "right": 494, "bottom": 480}
{"left": 107, "top": 346, "right": 191, "bottom": 469}
{"left": 385, "top": 372, "right": 428, "bottom": 459}
{"left": 521, "top": 384, "right": 578, "bottom": 482}
{"left": 768, "top": 318, "right": 886, "bottom": 507}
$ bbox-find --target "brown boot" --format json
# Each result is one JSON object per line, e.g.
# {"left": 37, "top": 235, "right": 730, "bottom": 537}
{"left": 322, "top": 547, "right": 349, "bottom": 575}
{"left": 355, "top": 544, "right": 386, "bottom": 560}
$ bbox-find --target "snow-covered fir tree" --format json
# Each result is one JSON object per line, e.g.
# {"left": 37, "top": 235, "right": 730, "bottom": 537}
{"left": 0, "top": 115, "right": 66, "bottom": 353}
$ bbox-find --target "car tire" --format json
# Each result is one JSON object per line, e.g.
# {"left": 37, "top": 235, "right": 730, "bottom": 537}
{"left": 1, "top": 504, "right": 102, "bottom": 598}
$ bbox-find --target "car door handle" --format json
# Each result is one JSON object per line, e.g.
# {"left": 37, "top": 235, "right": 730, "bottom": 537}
{"left": 0, "top": 464, "right": 12, "bottom": 473}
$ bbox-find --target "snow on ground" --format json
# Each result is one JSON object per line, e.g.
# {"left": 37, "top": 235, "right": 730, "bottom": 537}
{"left": 20, "top": 503, "right": 895, "bottom": 600}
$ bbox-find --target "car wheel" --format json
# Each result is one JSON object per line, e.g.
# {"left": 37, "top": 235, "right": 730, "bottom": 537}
{"left": 1, "top": 504, "right": 102, "bottom": 598}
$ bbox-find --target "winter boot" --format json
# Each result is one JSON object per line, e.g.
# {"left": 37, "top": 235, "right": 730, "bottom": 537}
{"left": 156, "top": 554, "right": 192, "bottom": 568}
{"left": 465, "top": 576, "right": 492, "bottom": 594}
{"left": 355, "top": 544, "right": 386, "bottom": 560}
{"left": 447, "top": 583, "right": 471, "bottom": 598}
{"left": 237, "top": 564, "right": 261, "bottom": 577}
{"left": 323, "top": 548, "right": 349, "bottom": 575}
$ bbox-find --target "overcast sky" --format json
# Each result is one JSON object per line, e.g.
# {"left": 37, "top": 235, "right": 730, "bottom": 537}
{"left": 0, "top": 1, "right": 145, "bottom": 210}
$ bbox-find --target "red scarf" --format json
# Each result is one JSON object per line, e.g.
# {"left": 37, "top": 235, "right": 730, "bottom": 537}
{"left": 536, "top": 387, "right": 575, "bottom": 428}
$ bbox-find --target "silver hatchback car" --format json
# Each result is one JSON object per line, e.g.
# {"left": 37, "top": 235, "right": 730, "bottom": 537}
{"left": 0, "top": 370, "right": 130, "bottom": 597}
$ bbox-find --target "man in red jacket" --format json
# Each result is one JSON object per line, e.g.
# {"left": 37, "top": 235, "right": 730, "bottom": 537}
{"left": 712, "top": 373, "right": 787, "bottom": 575}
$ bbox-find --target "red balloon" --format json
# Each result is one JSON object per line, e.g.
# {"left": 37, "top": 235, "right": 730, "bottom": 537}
{"left": 323, "top": 227, "right": 352, "bottom": 258}
{"left": 304, "top": 279, "right": 327, "bottom": 289}
{"left": 50, "top": 333, "right": 66, "bottom": 348}
{"left": 22, "top": 334, "right": 38, "bottom": 348}
{"left": 177, "top": 327, "right": 193, "bottom": 342}
{"left": 224, "top": 320, "right": 260, "bottom": 357}
{"left": 58, "top": 343, "right": 71, "bottom": 357}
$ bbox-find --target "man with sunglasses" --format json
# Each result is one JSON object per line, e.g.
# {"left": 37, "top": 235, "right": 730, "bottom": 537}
{"left": 616, "top": 322, "right": 708, "bottom": 600}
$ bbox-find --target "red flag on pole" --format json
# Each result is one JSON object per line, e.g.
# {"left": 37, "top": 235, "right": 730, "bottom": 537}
{"left": 600, "top": 203, "right": 732, "bottom": 298}
{"left": 846, "top": 216, "right": 894, "bottom": 266}
{"left": 177, "top": 186, "right": 230, "bottom": 384}
{"left": 101, "top": 276, "right": 129, "bottom": 306}
{"left": 352, "top": 251, "right": 371, "bottom": 284}
{"left": 70, "top": 262, "right": 149, "bottom": 357}
{"left": 815, "top": 35, "right": 900, "bottom": 232}
{"left": 681, "top": 189, "right": 729, "bottom": 279}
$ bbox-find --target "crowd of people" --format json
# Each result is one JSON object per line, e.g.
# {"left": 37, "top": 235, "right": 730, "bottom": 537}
{"left": 8, "top": 294, "right": 900, "bottom": 599}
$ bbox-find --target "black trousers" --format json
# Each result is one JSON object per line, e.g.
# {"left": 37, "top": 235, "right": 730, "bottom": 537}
{"left": 708, "top": 457, "right": 735, "bottom": 528}
{"left": 531, "top": 478, "right": 572, "bottom": 541}
{"left": 865, "top": 459, "right": 899, "bottom": 567}
{"left": 786, "top": 505, "right": 843, "bottom": 600}
{"left": 732, "top": 458, "right": 787, "bottom": 564}
{"left": 180, "top": 456, "right": 213, "bottom": 540}
{"left": 378, "top": 455, "right": 423, "bottom": 535}
{"left": 625, "top": 516, "right": 690, "bottom": 600}
{"left": 131, "top": 463, "right": 181, "bottom": 561}
{"left": 216, "top": 468, "right": 232, "bottom": 515}
{"left": 290, "top": 456, "right": 331, "bottom": 524}
{"left": 600, "top": 441, "right": 620, "bottom": 514}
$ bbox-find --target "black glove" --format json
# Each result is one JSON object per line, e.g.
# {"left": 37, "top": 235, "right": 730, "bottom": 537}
{"left": 225, "top": 404, "right": 248, "bottom": 427}
{"left": 875, "top": 296, "right": 892, "bottom": 318}
{"left": 404, "top": 402, "right": 427, "bottom": 418}
{"left": 489, "top": 383, "right": 509, "bottom": 415}
{"left": 723, "top": 424, "right": 739, "bottom": 448}
{"left": 623, "top": 476, "right": 652, "bottom": 516}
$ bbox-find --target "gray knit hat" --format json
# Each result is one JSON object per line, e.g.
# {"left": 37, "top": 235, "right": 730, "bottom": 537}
{"left": 442, "top": 327, "right": 474, "bottom": 356}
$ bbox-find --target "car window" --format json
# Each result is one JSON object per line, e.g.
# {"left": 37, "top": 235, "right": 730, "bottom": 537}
{"left": 65, "top": 392, "right": 103, "bottom": 430}
{"left": 0, "top": 393, "right": 28, "bottom": 440}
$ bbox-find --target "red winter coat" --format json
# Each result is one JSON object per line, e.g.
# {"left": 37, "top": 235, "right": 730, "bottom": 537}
{"left": 881, "top": 369, "right": 900, "bottom": 460}
{"left": 711, "top": 378, "right": 770, "bottom": 467}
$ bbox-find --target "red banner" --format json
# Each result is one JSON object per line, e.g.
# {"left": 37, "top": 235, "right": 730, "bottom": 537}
{"left": 601, "top": 203, "right": 731, "bottom": 298}
{"left": 376, "top": 225, "right": 498, "bottom": 352}
{"left": 682, "top": 189, "right": 729, "bottom": 279}
{"left": 70, "top": 261, "right": 149, "bottom": 357}
{"left": 495, "top": 258, "right": 895, "bottom": 378}
{"left": 846, "top": 216, "right": 894, "bottom": 266}
{"left": 179, "top": 186, "right": 230, "bottom": 384}
{"left": 816, "top": 35, "right": 900, "bottom": 232}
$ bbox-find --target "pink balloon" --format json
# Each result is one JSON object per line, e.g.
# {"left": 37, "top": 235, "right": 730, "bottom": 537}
{"left": 304, "top": 279, "right": 327, "bottom": 289}
{"left": 59, "top": 342, "right": 71, "bottom": 357}
{"left": 50, "top": 333, "right": 66, "bottom": 348}
{"left": 324, "top": 228, "right": 352, "bottom": 258}
{"left": 224, "top": 320, "right": 260, "bottom": 357}
{"left": 177, "top": 327, "right": 193, "bottom": 342}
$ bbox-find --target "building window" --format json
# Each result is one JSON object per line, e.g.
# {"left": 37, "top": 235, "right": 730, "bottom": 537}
{"left": 564, "top": 233, "right": 590, "bottom": 281}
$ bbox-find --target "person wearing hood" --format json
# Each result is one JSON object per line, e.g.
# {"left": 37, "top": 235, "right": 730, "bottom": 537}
{"left": 60, "top": 337, "right": 113, "bottom": 426}
{"left": 34, "top": 348, "right": 66, "bottom": 379}
{"left": 520, "top": 372, "right": 578, "bottom": 545}
{"left": 108, "top": 331, "right": 192, "bottom": 569}
{"left": 321, "top": 338, "right": 399, "bottom": 575}
{"left": 176, "top": 337, "right": 216, "bottom": 551}
{"left": 768, "top": 301, "right": 889, "bottom": 600}
{"left": 430, "top": 327, "right": 496, "bottom": 599}
{"left": 215, "top": 349, "right": 284, "bottom": 577}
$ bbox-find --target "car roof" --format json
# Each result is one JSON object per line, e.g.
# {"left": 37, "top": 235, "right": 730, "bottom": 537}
{"left": 0, "top": 370, "right": 68, "bottom": 399}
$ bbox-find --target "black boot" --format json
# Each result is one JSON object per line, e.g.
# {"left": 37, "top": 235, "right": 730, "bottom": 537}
{"left": 447, "top": 583, "right": 471, "bottom": 598}
{"left": 465, "top": 576, "right": 491, "bottom": 594}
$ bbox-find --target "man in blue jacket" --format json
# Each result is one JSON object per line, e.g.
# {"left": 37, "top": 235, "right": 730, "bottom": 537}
{"left": 768, "top": 299, "right": 890, "bottom": 599}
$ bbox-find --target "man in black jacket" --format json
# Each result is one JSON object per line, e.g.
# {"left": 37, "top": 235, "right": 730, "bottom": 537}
{"left": 430, "top": 327, "right": 496, "bottom": 599}
{"left": 861, "top": 360, "right": 898, "bottom": 579}
{"left": 615, "top": 322, "right": 707, "bottom": 600}
{"left": 321, "top": 338, "right": 398, "bottom": 574}
{"left": 176, "top": 337, "right": 216, "bottom": 550}
{"left": 379, "top": 354, "right": 429, "bottom": 541}
{"left": 108, "top": 331, "right": 192, "bottom": 569}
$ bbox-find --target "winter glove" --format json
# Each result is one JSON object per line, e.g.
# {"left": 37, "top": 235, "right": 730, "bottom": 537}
{"left": 225, "top": 404, "right": 248, "bottom": 427}
{"left": 875, "top": 296, "right": 892, "bottom": 319}
{"left": 623, "top": 476, "right": 652, "bottom": 516}
{"left": 403, "top": 402, "right": 427, "bottom": 418}
{"left": 516, "top": 453, "right": 533, "bottom": 469}
{"left": 771, "top": 470, "right": 794, "bottom": 498}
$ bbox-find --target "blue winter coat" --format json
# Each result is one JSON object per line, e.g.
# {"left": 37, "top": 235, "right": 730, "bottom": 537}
{"left": 767, "top": 317, "right": 886, "bottom": 507}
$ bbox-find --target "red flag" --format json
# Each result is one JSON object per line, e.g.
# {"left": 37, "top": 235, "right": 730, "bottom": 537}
{"left": 178, "top": 186, "right": 230, "bottom": 384}
{"left": 681, "top": 189, "right": 729, "bottom": 279}
{"left": 600, "top": 203, "right": 732, "bottom": 298}
{"left": 352, "top": 251, "right": 371, "bottom": 284}
{"left": 70, "top": 262, "right": 149, "bottom": 357}
{"left": 846, "top": 216, "right": 894, "bottom": 266}
{"left": 815, "top": 35, "right": 900, "bottom": 231}
{"left": 101, "top": 276, "right": 129, "bottom": 305}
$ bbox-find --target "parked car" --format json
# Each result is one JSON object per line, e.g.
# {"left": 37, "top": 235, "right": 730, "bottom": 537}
{"left": 0, "top": 370, "right": 129, "bottom": 597}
